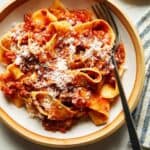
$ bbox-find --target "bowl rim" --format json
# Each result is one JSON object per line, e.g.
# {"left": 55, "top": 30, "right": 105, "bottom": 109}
{"left": 0, "top": 0, "right": 145, "bottom": 148}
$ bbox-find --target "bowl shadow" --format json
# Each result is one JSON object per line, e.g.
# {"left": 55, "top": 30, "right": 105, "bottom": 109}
{"left": 122, "top": 0, "right": 150, "bottom": 6}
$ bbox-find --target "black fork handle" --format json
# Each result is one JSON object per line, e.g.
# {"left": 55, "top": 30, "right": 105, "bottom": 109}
{"left": 111, "top": 55, "right": 142, "bottom": 150}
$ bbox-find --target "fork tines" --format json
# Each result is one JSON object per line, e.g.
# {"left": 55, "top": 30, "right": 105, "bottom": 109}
{"left": 92, "top": 2, "right": 119, "bottom": 43}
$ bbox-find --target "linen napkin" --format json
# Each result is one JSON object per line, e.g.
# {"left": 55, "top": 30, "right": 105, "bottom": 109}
{"left": 132, "top": 9, "right": 150, "bottom": 149}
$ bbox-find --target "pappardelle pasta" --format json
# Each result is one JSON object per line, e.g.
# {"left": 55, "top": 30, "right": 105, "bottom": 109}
{"left": 0, "top": 0, "right": 125, "bottom": 132}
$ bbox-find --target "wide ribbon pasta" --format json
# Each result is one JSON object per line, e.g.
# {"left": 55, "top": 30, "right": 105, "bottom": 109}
{"left": 74, "top": 19, "right": 115, "bottom": 46}
{"left": 72, "top": 68, "right": 102, "bottom": 87}
{"left": 88, "top": 98, "right": 110, "bottom": 125}
{"left": 0, "top": 33, "right": 15, "bottom": 64}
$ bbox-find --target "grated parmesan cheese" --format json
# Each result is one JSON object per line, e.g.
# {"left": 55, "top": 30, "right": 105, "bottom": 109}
{"left": 56, "top": 57, "right": 68, "bottom": 71}
{"left": 48, "top": 88, "right": 59, "bottom": 98}
{"left": 69, "top": 44, "right": 76, "bottom": 55}
{"left": 41, "top": 98, "right": 52, "bottom": 110}
{"left": 10, "top": 23, "right": 26, "bottom": 41}
{"left": 20, "top": 47, "right": 30, "bottom": 57}
{"left": 13, "top": 37, "right": 44, "bottom": 66}
{"left": 109, "top": 63, "right": 115, "bottom": 69}
{"left": 63, "top": 37, "right": 76, "bottom": 55}
{"left": 14, "top": 48, "right": 30, "bottom": 65}
{"left": 89, "top": 37, "right": 103, "bottom": 51}
{"left": 14, "top": 56, "right": 22, "bottom": 65}
{"left": 83, "top": 37, "right": 103, "bottom": 59}
{"left": 34, "top": 80, "right": 47, "bottom": 89}
{"left": 64, "top": 37, "right": 75, "bottom": 44}
{"left": 28, "top": 40, "right": 42, "bottom": 55}
{"left": 50, "top": 70, "right": 72, "bottom": 90}
{"left": 67, "top": 19, "right": 75, "bottom": 25}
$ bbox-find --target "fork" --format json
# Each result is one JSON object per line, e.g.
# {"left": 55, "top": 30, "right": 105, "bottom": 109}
{"left": 92, "top": 2, "right": 142, "bottom": 150}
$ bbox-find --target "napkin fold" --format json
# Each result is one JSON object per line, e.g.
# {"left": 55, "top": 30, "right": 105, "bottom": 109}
{"left": 132, "top": 9, "right": 150, "bottom": 149}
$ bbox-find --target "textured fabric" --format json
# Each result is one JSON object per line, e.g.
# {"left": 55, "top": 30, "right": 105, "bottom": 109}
{"left": 133, "top": 9, "right": 150, "bottom": 149}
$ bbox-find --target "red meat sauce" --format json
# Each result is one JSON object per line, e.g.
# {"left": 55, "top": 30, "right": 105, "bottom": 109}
{"left": 3, "top": 51, "right": 16, "bottom": 64}
{"left": 55, "top": 27, "right": 111, "bottom": 57}
{"left": 0, "top": 72, "right": 28, "bottom": 98}
{"left": 23, "top": 8, "right": 92, "bottom": 43}
{"left": 42, "top": 111, "right": 88, "bottom": 133}
{"left": 42, "top": 118, "right": 77, "bottom": 133}
{"left": 23, "top": 13, "right": 55, "bottom": 45}
{"left": 49, "top": 8, "right": 92, "bottom": 25}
